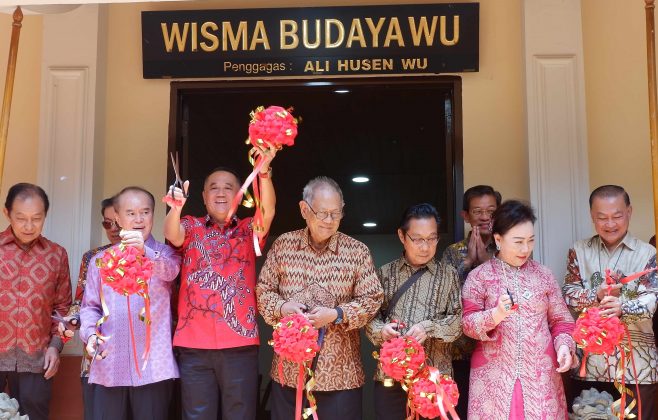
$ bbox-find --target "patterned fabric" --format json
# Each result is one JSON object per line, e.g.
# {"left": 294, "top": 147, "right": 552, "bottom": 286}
{"left": 174, "top": 215, "right": 261, "bottom": 350}
{"left": 80, "top": 236, "right": 181, "bottom": 387}
{"left": 257, "top": 228, "right": 383, "bottom": 391}
{"left": 441, "top": 235, "right": 496, "bottom": 361}
{"left": 562, "top": 234, "right": 658, "bottom": 384}
{"left": 68, "top": 244, "right": 112, "bottom": 377}
{"left": 0, "top": 227, "right": 71, "bottom": 373}
{"left": 462, "top": 258, "right": 575, "bottom": 420}
{"left": 365, "top": 257, "right": 462, "bottom": 380}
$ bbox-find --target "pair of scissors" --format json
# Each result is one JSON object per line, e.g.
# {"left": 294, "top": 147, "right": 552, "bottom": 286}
{"left": 170, "top": 152, "right": 188, "bottom": 198}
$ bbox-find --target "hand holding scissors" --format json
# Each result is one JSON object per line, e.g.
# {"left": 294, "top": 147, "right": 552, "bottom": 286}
{"left": 163, "top": 152, "right": 189, "bottom": 209}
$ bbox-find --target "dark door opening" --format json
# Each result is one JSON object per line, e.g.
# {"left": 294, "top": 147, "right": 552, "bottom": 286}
{"left": 168, "top": 76, "right": 463, "bottom": 419}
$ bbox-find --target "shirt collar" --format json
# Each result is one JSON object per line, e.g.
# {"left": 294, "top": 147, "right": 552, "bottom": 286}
{"left": 297, "top": 228, "right": 340, "bottom": 254}
{"left": 0, "top": 226, "right": 46, "bottom": 249}
{"left": 591, "top": 233, "right": 637, "bottom": 252}
{"left": 397, "top": 254, "right": 438, "bottom": 275}
{"left": 205, "top": 214, "right": 238, "bottom": 230}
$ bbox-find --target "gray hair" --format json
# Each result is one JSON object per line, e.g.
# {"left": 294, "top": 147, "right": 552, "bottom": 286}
{"left": 302, "top": 176, "right": 344, "bottom": 205}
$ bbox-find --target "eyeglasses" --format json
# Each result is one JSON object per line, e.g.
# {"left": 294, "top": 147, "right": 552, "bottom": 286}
{"left": 305, "top": 202, "right": 344, "bottom": 221}
{"left": 470, "top": 209, "right": 495, "bottom": 217}
{"left": 101, "top": 220, "right": 116, "bottom": 230}
{"left": 405, "top": 232, "right": 439, "bottom": 246}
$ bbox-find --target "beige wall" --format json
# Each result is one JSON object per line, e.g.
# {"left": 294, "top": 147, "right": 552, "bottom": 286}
{"left": 0, "top": 12, "right": 42, "bottom": 230}
{"left": 102, "top": 0, "right": 526, "bottom": 241}
{"left": 582, "top": 1, "right": 656, "bottom": 242}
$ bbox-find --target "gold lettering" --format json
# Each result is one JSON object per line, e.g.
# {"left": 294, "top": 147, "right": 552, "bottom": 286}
{"left": 161, "top": 22, "right": 189, "bottom": 53}
{"left": 250, "top": 21, "right": 271, "bottom": 50}
{"left": 191, "top": 22, "right": 198, "bottom": 52}
{"left": 304, "top": 61, "right": 315, "bottom": 72}
{"left": 383, "top": 58, "right": 393, "bottom": 70}
{"left": 384, "top": 17, "right": 405, "bottom": 47}
{"left": 408, "top": 16, "right": 437, "bottom": 47}
{"left": 365, "top": 17, "right": 385, "bottom": 48}
{"left": 200, "top": 22, "right": 219, "bottom": 52}
{"left": 440, "top": 16, "right": 459, "bottom": 46}
{"left": 222, "top": 21, "right": 248, "bottom": 51}
{"left": 337, "top": 59, "right": 348, "bottom": 71}
{"left": 325, "top": 19, "right": 345, "bottom": 49}
{"left": 302, "top": 19, "right": 321, "bottom": 49}
{"left": 280, "top": 20, "right": 299, "bottom": 50}
{"left": 346, "top": 18, "right": 366, "bottom": 48}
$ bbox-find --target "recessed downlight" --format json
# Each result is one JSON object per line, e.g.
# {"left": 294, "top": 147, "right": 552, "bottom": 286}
{"left": 352, "top": 176, "right": 369, "bottom": 183}
{"left": 363, "top": 222, "right": 377, "bottom": 228}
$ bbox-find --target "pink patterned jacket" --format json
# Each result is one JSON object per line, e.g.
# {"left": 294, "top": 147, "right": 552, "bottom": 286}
{"left": 462, "top": 258, "right": 575, "bottom": 420}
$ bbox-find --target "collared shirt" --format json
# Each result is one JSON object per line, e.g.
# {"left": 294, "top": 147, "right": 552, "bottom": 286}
{"left": 441, "top": 234, "right": 496, "bottom": 360}
{"left": 0, "top": 227, "right": 71, "bottom": 373}
{"left": 257, "top": 228, "right": 383, "bottom": 391}
{"left": 365, "top": 257, "right": 462, "bottom": 381}
{"left": 562, "top": 233, "right": 658, "bottom": 384}
{"left": 67, "top": 243, "right": 112, "bottom": 377}
{"left": 174, "top": 215, "right": 261, "bottom": 350}
{"left": 80, "top": 236, "right": 181, "bottom": 387}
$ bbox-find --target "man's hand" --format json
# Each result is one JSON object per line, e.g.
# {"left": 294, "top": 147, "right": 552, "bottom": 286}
{"left": 556, "top": 344, "right": 573, "bottom": 373}
{"left": 57, "top": 315, "right": 78, "bottom": 340}
{"left": 475, "top": 229, "right": 491, "bottom": 264}
{"left": 43, "top": 347, "right": 60, "bottom": 379}
{"left": 280, "top": 301, "right": 307, "bottom": 317}
{"left": 381, "top": 322, "right": 401, "bottom": 341}
{"left": 307, "top": 307, "right": 338, "bottom": 329}
{"left": 254, "top": 144, "right": 278, "bottom": 173}
{"left": 597, "top": 282, "right": 622, "bottom": 301}
{"left": 599, "top": 295, "right": 622, "bottom": 318}
{"left": 464, "top": 226, "right": 479, "bottom": 269}
{"left": 165, "top": 180, "right": 189, "bottom": 211}
{"left": 405, "top": 323, "right": 427, "bottom": 344}
{"left": 120, "top": 230, "right": 145, "bottom": 253}
{"left": 86, "top": 335, "right": 108, "bottom": 361}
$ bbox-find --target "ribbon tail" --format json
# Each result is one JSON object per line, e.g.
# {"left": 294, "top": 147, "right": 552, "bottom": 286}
{"left": 619, "top": 267, "right": 657, "bottom": 284}
{"left": 140, "top": 294, "right": 151, "bottom": 371}
{"left": 126, "top": 296, "right": 141, "bottom": 379}
{"left": 295, "top": 364, "right": 305, "bottom": 420}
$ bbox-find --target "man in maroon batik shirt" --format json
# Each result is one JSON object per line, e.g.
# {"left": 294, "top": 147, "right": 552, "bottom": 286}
{"left": 0, "top": 183, "right": 71, "bottom": 420}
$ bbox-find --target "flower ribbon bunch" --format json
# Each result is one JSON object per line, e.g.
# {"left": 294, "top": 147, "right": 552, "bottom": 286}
{"left": 225, "top": 105, "right": 299, "bottom": 256}
{"left": 374, "top": 336, "right": 460, "bottom": 419}
{"left": 96, "top": 244, "right": 153, "bottom": 377}
{"left": 270, "top": 313, "right": 320, "bottom": 420}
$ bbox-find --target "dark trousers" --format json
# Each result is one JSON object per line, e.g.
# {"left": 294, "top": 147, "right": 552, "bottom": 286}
{"left": 93, "top": 379, "right": 174, "bottom": 420}
{"left": 374, "top": 381, "right": 432, "bottom": 420}
{"left": 271, "top": 381, "right": 362, "bottom": 420}
{"left": 569, "top": 379, "right": 656, "bottom": 419}
{"left": 452, "top": 358, "right": 470, "bottom": 420}
{"left": 81, "top": 376, "right": 96, "bottom": 420}
{"left": 178, "top": 346, "right": 259, "bottom": 420}
{"left": 0, "top": 370, "right": 51, "bottom": 420}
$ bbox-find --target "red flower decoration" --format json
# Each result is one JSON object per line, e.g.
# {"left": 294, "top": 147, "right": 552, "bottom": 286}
{"left": 572, "top": 306, "right": 625, "bottom": 355}
{"left": 97, "top": 244, "right": 153, "bottom": 296}
{"left": 377, "top": 336, "right": 426, "bottom": 382}
{"left": 248, "top": 106, "right": 298, "bottom": 149}
{"left": 409, "top": 374, "right": 459, "bottom": 419}
{"left": 271, "top": 314, "right": 320, "bottom": 363}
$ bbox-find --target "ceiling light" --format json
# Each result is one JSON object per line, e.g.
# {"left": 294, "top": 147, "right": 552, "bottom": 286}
{"left": 352, "top": 176, "right": 369, "bottom": 183}
{"left": 334, "top": 89, "right": 350, "bottom": 94}
{"left": 363, "top": 222, "right": 377, "bottom": 228}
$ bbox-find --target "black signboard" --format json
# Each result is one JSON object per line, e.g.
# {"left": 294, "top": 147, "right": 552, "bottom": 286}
{"left": 142, "top": 3, "right": 478, "bottom": 79}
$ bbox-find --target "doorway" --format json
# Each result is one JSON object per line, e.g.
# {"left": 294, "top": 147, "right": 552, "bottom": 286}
{"left": 168, "top": 76, "right": 463, "bottom": 419}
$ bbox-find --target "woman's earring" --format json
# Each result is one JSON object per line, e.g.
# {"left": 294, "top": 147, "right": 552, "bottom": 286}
{"left": 496, "top": 243, "right": 500, "bottom": 251}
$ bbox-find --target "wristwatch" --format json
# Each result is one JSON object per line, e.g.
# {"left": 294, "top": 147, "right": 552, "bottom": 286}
{"left": 334, "top": 306, "right": 344, "bottom": 325}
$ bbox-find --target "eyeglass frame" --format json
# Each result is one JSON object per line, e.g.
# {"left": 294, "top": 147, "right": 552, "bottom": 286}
{"left": 101, "top": 219, "right": 117, "bottom": 230}
{"left": 469, "top": 208, "right": 496, "bottom": 218}
{"left": 404, "top": 232, "right": 439, "bottom": 247}
{"left": 304, "top": 201, "right": 344, "bottom": 221}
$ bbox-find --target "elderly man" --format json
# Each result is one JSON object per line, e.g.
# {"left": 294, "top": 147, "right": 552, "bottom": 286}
{"left": 81, "top": 187, "right": 181, "bottom": 419}
{"left": 59, "top": 197, "right": 121, "bottom": 420}
{"left": 441, "top": 184, "right": 500, "bottom": 418}
{"left": 257, "top": 176, "right": 383, "bottom": 420}
{"left": 366, "top": 203, "right": 462, "bottom": 419}
{"left": 563, "top": 185, "right": 658, "bottom": 417}
{"left": 164, "top": 145, "right": 276, "bottom": 420}
{"left": 0, "top": 183, "right": 71, "bottom": 420}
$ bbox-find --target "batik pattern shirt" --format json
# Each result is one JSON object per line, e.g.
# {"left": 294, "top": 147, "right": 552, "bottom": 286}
{"left": 174, "top": 215, "right": 261, "bottom": 350}
{"left": 441, "top": 235, "right": 496, "bottom": 360}
{"left": 0, "top": 227, "right": 71, "bottom": 373}
{"left": 257, "top": 228, "right": 383, "bottom": 391}
{"left": 366, "top": 257, "right": 462, "bottom": 380}
{"left": 562, "top": 234, "right": 658, "bottom": 384}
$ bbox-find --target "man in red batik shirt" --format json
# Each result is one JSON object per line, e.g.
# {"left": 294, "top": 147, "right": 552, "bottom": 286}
{"left": 0, "top": 183, "right": 71, "bottom": 420}
{"left": 164, "top": 145, "right": 277, "bottom": 420}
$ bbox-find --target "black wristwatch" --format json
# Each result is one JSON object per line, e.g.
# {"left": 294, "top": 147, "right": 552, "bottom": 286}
{"left": 334, "top": 306, "right": 344, "bottom": 325}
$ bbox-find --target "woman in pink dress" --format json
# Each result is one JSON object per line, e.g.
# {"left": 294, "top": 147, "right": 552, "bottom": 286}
{"left": 462, "top": 200, "right": 576, "bottom": 420}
